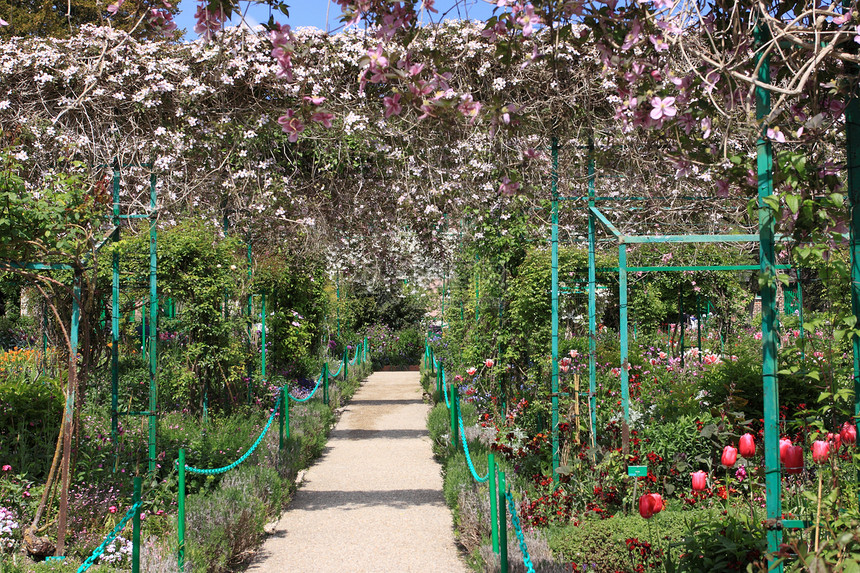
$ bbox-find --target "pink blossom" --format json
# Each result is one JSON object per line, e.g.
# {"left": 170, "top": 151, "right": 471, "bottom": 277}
{"left": 499, "top": 176, "right": 520, "bottom": 196}
{"left": 303, "top": 96, "right": 326, "bottom": 105}
{"left": 1, "top": 465, "right": 10, "bottom": 471}
{"left": 383, "top": 93, "right": 402, "bottom": 118}
{"left": 457, "top": 94, "right": 481, "bottom": 123}
{"left": 649, "top": 34, "right": 669, "bottom": 52}
{"left": 0, "top": 17, "right": 6, "bottom": 26}
{"left": 766, "top": 126, "right": 786, "bottom": 143}
{"left": 149, "top": 9, "right": 177, "bottom": 35}
{"left": 517, "top": 3, "right": 541, "bottom": 37}
{"left": 109, "top": 506, "right": 117, "bottom": 513}
{"left": 106, "top": 0, "right": 125, "bottom": 14}
{"left": 311, "top": 112, "right": 334, "bottom": 128}
{"left": 701, "top": 117, "right": 712, "bottom": 139}
{"left": 269, "top": 24, "right": 296, "bottom": 80}
{"left": 649, "top": 96, "right": 677, "bottom": 120}
{"left": 621, "top": 19, "right": 641, "bottom": 51}
{"left": 367, "top": 44, "right": 388, "bottom": 70}
{"left": 193, "top": 2, "right": 225, "bottom": 41}
{"left": 652, "top": 0, "right": 673, "bottom": 9}
{"left": 277, "top": 110, "right": 304, "bottom": 143}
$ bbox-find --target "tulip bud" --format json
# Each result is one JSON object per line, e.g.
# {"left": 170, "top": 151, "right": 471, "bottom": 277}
{"left": 812, "top": 440, "right": 830, "bottom": 464}
{"left": 782, "top": 444, "right": 804, "bottom": 475}
{"left": 739, "top": 433, "right": 756, "bottom": 458}
{"left": 841, "top": 422, "right": 857, "bottom": 445}
{"left": 691, "top": 470, "right": 707, "bottom": 491}
{"left": 721, "top": 445, "right": 737, "bottom": 468}
{"left": 779, "top": 438, "right": 792, "bottom": 459}
{"left": 484, "top": 359, "right": 494, "bottom": 368}
{"left": 466, "top": 367, "right": 477, "bottom": 376}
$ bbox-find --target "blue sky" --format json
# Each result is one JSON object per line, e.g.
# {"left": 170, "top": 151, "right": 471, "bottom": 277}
{"left": 174, "top": 0, "right": 496, "bottom": 39}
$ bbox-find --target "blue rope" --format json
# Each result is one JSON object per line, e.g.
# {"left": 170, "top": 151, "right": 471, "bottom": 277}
{"left": 440, "top": 361, "right": 450, "bottom": 408}
{"left": 457, "top": 410, "right": 489, "bottom": 483}
{"left": 506, "top": 490, "right": 536, "bottom": 573}
{"left": 289, "top": 372, "right": 324, "bottom": 403}
{"left": 185, "top": 391, "right": 282, "bottom": 475}
{"left": 76, "top": 501, "right": 142, "bottom": 573}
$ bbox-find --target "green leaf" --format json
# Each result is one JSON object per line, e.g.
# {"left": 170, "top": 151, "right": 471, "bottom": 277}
{"left": 785, "top": 193, "right": 800, "bottom": 214}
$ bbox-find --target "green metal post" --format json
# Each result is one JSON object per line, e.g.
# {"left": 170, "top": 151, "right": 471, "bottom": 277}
{"left": 436, "top": 361, "right": 442, "bottom": 399}
{"left": 619, "top": 244, "right": 630, "bottom": 424}
{"left": 489, "top": 453, "right": 499, "bottom": 554}
{"left": 846, "top": 68, "right": 860, "bottom": 460}
{"left": 550, "top": 136, "right": 560, "bottom": 485}
{"left": 336, "top": 271, "right": 340, "bottom": 338}
{"left": 279, "top": 388, "right": 288, "bottom": 446}
{"left": 441, "top": 276, "right": 446, "bottom": 334}
{"left": 498, "top": 471, "right": 508, "bottom": 573}
{"left": 111, "top": 161, "right": 120, "bottom": 452}
{"left": 755, "top": 21, "right": 783, "bottom": 570}
{"left": 247, "top": 242, "right": 253, "bottom": 401}
{"left": 343, "top": 348, "right": 349, "bottom": 381}
{"left": 797, "top": 275, "right": 806, "bottom": 364}
{"left": 323, "top": 362, "right": 329, "bottom": 405}
{"left": 678, "top": 287, "right": 685, "bottom": 368}
{"left": 177, "top": 450, "right": 185, "bottom": 571}
{"left": 261, "top": 294, "right": 267, "bottom": 383}
{"left": 697, "top": 295, "right": 702, "bottom": 356}
{"left": 475, "top": 255, "right": 480, "bottom": 322}
{"left": 132, "top": 476, "right": 141, "bottom": 573}
{"left": 141, "top": 305, "right": 146, "bottom": 358}
{"left": 148, "top": 172, "right": 157, "bottom": 475}
{"left": 587, "top": 139, "right": 598, "bottom": 453}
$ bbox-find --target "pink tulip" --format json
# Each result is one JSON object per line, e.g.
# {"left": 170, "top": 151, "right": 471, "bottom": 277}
{"left": 721, "top": 445, "right": 738, "bottom": 468}
{"left": 812, "top": 440, "right": 830, "bottom": 464}
{"left": 691, "top": 471, "right": 707, "bottom": 491}
{"left": 739, "top": 433, "right": 756, "bottom": 458}
{"left": 782, "top": 445, "right": 804, "bottom": 475}
{"left": 841, "top": 422, "right": 857, "bottom": 445}
{"left": 484, "top": 359, "right": 494, "bottom": 368}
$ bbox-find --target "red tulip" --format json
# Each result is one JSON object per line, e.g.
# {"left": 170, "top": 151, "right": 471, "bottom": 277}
{"left": 782, "top": 444, "right": 804, "bottom": 475}
{"left": 812, "top": 440, "right": 830, "bottom": 464}
{"left": 466, "top": 367, "right": 477, "bottom": 376}
{"left": 841, "top": 422, "right": 857, "bottom": 445}
{"left": 827, "top": 432, "right": 841, "bottom": 451}
{"left": 484, "top": 359, "right": 494, "bottom": 368}
{"left": 739, "top": 433, "right": 756, "bottom": 458}
{"left": 638, "top": 493, "right": 664, "bottom": 519}
{"left": 779, "top": 438, "right": 792, "bottom": 459}
{"left": 691, "top": 471, "right": 707, "bottom": 492}
{"left": 721, "top": 445, "right": 738, "bottom": 468}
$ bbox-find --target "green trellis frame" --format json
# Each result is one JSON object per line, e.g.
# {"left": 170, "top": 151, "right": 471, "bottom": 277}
{"left": 108, "top": 161, "right": 159, "bottom": 475}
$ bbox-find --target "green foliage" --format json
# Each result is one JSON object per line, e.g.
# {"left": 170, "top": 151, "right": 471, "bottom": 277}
{"left": 676, "top": 510, "right": 766, "bottom": 572}
{"left": 545, "top": 509, "right": 709, "bottom": 572}
{"left": 0, "top": 375, "right": 62, "bottom": 479}
{"left": 0, "top": 153, "right": 106, "bottom": 263}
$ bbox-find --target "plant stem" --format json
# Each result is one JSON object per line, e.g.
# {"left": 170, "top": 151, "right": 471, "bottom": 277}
{"left": 814, "top": 469, "right": 823, "bottom": 552}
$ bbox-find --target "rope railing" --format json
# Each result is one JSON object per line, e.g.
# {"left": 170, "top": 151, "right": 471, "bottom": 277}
{"left": 506, "top": 490, "right": 536, "bottom": 573}
{"left": 77, "top": 499, "right": 142, "bottom": 573}
{"left": 289, "top": 372, "right": 325, "bottom": 403}
{"left": 425, "top": 342, "right": 535, "bottom": 573}
{"left": 184, "top": 392, "right": 282, "bottom": 475}
{"left": 457, "top": 408, "right": 489, "bottom": 483}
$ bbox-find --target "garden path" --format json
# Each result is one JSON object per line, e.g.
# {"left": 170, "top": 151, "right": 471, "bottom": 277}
{"left": 246, "top": 370, "right": 468, "bottom": 573}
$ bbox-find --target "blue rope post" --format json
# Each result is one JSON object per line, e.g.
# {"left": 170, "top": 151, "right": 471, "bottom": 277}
{"left": 132, "top": 476, "right": 141, "bottom": 573}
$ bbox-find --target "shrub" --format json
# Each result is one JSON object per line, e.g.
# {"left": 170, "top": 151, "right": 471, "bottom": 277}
{"left": 546, "top": 509, "right": 709, "bottom": 572}
{"left": 0, "top": 376, "right": 62, "bottom": 480}
{"left": 185, "top": 477, "right": 267, "bottom": 573}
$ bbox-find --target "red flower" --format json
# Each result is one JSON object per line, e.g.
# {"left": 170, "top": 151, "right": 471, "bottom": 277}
{"left": 638, "top": 493, "right": 664, "bottom": 519}
{"left": 739, "top": 433, "right": 756, "bottom": 458}
{"left": 691, "top": 470, "right": 707, "bottom": 492}
{"left": 721, "top": 445, "right": 737, "bottom": 468}
{"left": 782, "top": 444, "right": 804, "bottom": 475}
{"left": 812, "top": 440, "right": 830, "bottom": 464}
{"left": 841, "top": 422, "right": 857, "bottom": 445}
{"left": 484, "top": 359, "right": 494, "bottom": 368}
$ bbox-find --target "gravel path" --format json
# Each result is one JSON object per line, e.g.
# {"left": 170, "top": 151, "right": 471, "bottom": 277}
{"left": 246, "top": 370, "right": 469, "bottom": 573}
